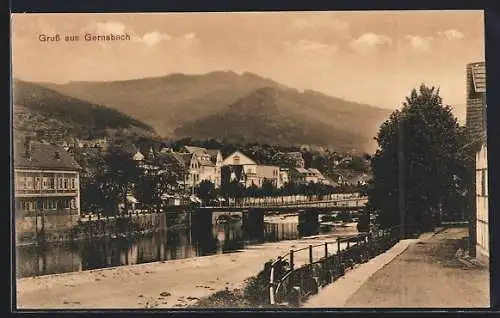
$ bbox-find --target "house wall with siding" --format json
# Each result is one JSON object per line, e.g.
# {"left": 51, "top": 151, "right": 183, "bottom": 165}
{"left": 476, "top": 143, "right": 489, "bottom": 263}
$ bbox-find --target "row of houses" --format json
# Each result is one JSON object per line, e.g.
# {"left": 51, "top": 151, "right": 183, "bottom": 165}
{"left": 132, "top": 146, "right": 333, "bottom": 190}
{"left": 13, "top": 135, "right": 365, "bottom": 221}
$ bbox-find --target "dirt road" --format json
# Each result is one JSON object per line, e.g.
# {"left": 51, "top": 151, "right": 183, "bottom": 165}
{"left": 344, "top": 227, "right": 489, "bottom": 308}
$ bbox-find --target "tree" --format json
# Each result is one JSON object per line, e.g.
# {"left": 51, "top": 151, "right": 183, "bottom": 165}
{"left": 98, "top": 145, "right": 142, "bottom": 215}
{"left": 221, "top": 180, "right": 245, "bottom": 202}
{"left": 347, "top": 156, "right": 369, "bottom": 172}
{"left": 280, "top": 182, "right": 296, "bottom": 197}
{"left": 196, "top": 180, "right": 217, "bottom": 205}
{"left": 367, "top": 84, "right": 468, "bottom": 232}
{"left": 246, "top": 183, "right": 260, "bottom": 197}
{"left": 356, "top": 211, "right": 371, "bottom": 233}
{"left": 72, "top": 148, "right": 107, "bottom": 214}
{"left": 261, "top": 179, "right": 277, "bottom": 197}
{"left": 134, "top": 170, "right": 172, "bottom": 212}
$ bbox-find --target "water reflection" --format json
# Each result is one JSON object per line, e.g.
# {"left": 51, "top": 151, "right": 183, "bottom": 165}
{"left": 16, "top": 213, "right": 319, "bottom": 278}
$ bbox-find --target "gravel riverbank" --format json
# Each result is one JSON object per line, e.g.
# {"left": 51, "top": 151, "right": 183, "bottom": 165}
{"left": 16, "top": 227, "right": 357, "bottom": 309}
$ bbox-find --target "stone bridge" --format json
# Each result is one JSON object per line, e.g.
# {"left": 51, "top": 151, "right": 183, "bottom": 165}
{"left": 192, "top": 196, "right": 368, "bottom": 238}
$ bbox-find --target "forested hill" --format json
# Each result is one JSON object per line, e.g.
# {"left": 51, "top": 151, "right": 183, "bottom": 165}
{"left": 13, "top": 79, "right": 158, "bottom": 142}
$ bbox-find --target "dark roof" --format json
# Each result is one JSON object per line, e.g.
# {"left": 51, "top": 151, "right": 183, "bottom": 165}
{"left": 184, "top": 146, "right": 221, "bottom": 164}
{"left": 466, "top": 62, "right": 487, "bottom": 146}
{"left": 175, "top": 153, "right": 194, "bottom": 167}
{"left": 206, "top": 149, "right": 221, "bottom": 163}
{"left": 183, "top": 146, "right": 207, "bottom": 154}
{"left": 156, "top": 152, "right": 187, "bottom": 176}
{"left": 14, "top": 142, "right": 81, "bottom": 171}
{"left": 198, "top": 157, "right": 215, "bottom": 167}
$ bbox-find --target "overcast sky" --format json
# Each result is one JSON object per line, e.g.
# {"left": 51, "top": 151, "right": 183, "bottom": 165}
{"left": 11, "top": 11, "right": 485, "bottom": 122}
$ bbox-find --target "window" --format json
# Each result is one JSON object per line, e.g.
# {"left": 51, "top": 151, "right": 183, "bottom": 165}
{"left": 35, "top": 177, "right": 41, "bottom": 190}
{"left": 71, "top": 178, "right": 76, "bottom": 189}
{"left": 26, "top": 177, "right": 34, "bottom": 190}
{"left": 58, "top": 178, "right": 63, "bottom": 189}
{"left": 43, "top": 199, "right": 57, "bottom": 210}
{"left": 71, "top": 199, "right": 77, "bottom": 209}
{"left": 22, "top": 201, "right": 34, "bottom": 211}
{"left": 42, "top": 177, "right": 49, "bottom": 190}
{"left": 63, "top": 178, "right": 68, "bottom": 189}
{"left": 234, "top": 155, "right": 240, "bottom": 165}
{"left": 49, "top": 177, "right": 55, "bottom": 189}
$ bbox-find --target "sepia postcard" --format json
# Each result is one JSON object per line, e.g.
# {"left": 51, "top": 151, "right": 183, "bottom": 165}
{"left": 11, "top": 10, "right": 489, "bottom": 310}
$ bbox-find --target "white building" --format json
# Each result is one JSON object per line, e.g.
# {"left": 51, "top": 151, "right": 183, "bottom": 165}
{"left": 293, "top": 167, "right": 329, "bottom": 185}
{"left": 222, "top": 151, "right": 284, "bottom": 188}
{"left": 475, "top": 143, "right": 488, "bottom": 262}
{"left": 181, "top": 146, "right": 223, "bottom": 188}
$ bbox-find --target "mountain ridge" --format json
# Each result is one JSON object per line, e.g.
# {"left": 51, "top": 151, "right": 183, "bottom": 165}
{"left": 14, "top": 71, "right": 392, "bottom": 152}
{"left": 12, "top": 79, "right": 158, "bottom": 142}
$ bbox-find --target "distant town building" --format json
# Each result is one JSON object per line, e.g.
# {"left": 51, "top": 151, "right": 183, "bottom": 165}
{"left": 292, "top": 167, "right": 330, "bottom": 185}
{"left": 346, "top": 173, "right": 369, "bottom": 186}
{"left": 181, "top": 145, "right": 223, "bottom": 188}
{"left": 222, "top": 151, "right": 283, "bottom": 188}
{"left": 221, "top": 165, "right": 247, "bottom": 187}
{"left": 76, "top": 137, "right": 109, "bottom": 149}
{"left": 279, "top": 168, "right": 290, "bottom": 187}
{"left": 132, "top": 150, "right": 145, "bottom": 162}
{"left": 177, "top": 152, "right": 200, "bottom": 189}
{"left": 254, "top": 165, "right": 281, "bottom": 188}
{"left": 466, "top": 61, "right": 488, "bottom": 264}
{"left": 14, "top": 138, "right": 82, "bottom": 241}
{"left": 222, "top": 151, "right": 258, "bottom": 186}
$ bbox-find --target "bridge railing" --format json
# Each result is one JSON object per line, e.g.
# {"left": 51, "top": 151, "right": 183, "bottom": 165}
{"left": 210, "top": 195, "right": 368, "bottom": 209}
{"left": 268, "top": 224, "right": 417, "bottom": 306}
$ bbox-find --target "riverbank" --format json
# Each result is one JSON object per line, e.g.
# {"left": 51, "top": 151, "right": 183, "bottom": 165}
{"left": 16, "top": 227, "right": 358, "bottom": 309}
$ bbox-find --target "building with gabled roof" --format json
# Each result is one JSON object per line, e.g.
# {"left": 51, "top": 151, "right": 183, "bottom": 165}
{"left": 291, "top": 167, "right": 329, "bottom": 185}
{"left": 222, "top": 151, "right": 281, "bottom": 188}
{"left": 14, "top": 138, "right": 82, "bottom": 242}
{"left": 180, "top": 145, "right": 223, "bottom": 188}
{"left": 181, "top": 145, "right": 209, "bottom": 154}
{"left": 466, "top": 61, "right": 488, "bottom": 264}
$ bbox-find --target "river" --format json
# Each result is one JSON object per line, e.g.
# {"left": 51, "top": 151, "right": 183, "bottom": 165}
{"left": 16, "top": 213, "right": 337, "bottom": 278}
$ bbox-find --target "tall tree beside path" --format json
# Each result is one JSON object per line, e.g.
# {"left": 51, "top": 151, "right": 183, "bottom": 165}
{"left": 367, "top": 84, "right": 469, "bottom": 232}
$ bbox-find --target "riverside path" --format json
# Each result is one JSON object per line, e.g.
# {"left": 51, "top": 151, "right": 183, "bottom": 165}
{"left": 303, "top": 227, "right": 490, "bottom": 308}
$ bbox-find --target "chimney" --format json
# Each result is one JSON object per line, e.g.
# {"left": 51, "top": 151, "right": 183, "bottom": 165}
{"left": 24, "top": 136, "right": 32, "bottom": 160}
